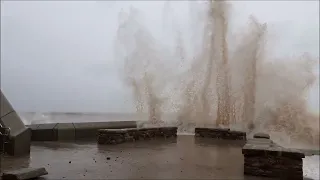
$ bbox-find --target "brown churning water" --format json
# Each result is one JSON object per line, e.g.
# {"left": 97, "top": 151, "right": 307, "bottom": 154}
{"left": 115, "top": 1, "right": 319, "bottom": 148}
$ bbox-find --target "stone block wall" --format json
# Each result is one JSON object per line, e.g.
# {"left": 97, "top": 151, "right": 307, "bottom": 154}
{"left": 27, "top": 121, "right": 137, "bottom": 141}
{"left": 194, "top": 128, "right": 246, "bottom": 140}
{"left": 242, "top": 133, "right": 305, "bottom": 179}
{"left": 97, "top": 127, "right": 177, "bottom": 145}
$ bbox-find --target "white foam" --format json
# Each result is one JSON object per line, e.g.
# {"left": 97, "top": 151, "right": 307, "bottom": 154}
{"left": 303, "top": 155, "right": 319, "bottom": 180}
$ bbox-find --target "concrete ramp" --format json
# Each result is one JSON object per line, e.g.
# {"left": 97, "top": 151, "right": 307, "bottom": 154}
{"left": 0, "top": 90, "right": 31, "bottom": 156}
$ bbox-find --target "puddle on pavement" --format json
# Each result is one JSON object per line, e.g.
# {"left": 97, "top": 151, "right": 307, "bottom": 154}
{"left": 1, "top": 136, "right": 274, "bottom": 179}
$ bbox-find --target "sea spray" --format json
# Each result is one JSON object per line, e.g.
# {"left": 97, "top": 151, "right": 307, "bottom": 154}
{"left": 115, "top": 1, "right": 319, "bottom": 147}
{"left": 115, "top": 7, "right": 171, "bottom": 126}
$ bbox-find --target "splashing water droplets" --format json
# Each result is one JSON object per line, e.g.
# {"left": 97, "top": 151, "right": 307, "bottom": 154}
{"left": 115, "top": 1, "right": 319, "bottom": 147}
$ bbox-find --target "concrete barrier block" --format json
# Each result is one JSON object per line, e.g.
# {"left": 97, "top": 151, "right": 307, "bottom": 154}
{"left": 0, "top": 112, "right": 26, "bottom": 136}
{"left": 5, "top": 128, "right": 31, "bottom": 156}
{"left": 28, "top": 121, "right": 137, "bottom": 141}
{"left": 54, "top": 123, "right": 75, "bottom": 141}
{"left": 0, "top": 91, "right": 14, "bottom": 118}
{"left": 0, "top": 91, "right": 31, "bottom": 156}
{"left": 74, "top": 121, "right": 137, "bottom": 140}
{"left": 0, "top": 111, "right": 31, "bottom": 156}
{"left": 31, "top": 123, "right": 58, "bottom": 141}
{"left": 194, "top": 127, "right": 246, "bottom": 140}
{"left": 242, "top": 138, "right": 304, "bottom": 179}
{"left": 98, "top": 127, "right": 177, "bottom": 145}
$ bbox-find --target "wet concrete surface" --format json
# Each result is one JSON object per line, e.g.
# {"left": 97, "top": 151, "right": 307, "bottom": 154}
{"left": 1, "top": 136, "right": 277, "bottom": 179}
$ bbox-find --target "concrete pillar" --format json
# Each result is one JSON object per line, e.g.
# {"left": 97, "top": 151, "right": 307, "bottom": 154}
{"left": 0, "top": 90, "right": 31, "bottom": 156}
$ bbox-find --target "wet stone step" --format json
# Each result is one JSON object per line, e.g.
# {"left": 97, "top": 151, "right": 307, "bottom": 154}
{"left": 242, "top": 133, "right": 305, "bottom": 180}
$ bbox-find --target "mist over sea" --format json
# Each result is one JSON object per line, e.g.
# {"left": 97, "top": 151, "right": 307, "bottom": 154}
{"left": 18, "top": 112, "right": 177, "bottom": 125}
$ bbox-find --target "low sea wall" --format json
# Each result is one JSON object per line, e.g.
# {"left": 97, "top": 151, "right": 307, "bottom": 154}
{"left": 27, "top": 121, "right": 137, "bottom": 141}
{"left": 195, "top": 127, "right": 246, "bottom": 140}
{"left": 97, "top": 127, "right": 177, "bottom": 145}
{"left": 242, "top": 133, "right": 305, "bottom": 179}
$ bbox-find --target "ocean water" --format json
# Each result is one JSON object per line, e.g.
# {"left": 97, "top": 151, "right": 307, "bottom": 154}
{"left": 18, "top": 112, "right": 151, "bottom": 125}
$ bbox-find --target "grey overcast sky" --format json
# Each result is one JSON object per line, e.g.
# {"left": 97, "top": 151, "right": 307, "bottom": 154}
{"left": 1, "top": 1, "right": 319, "bottom": 113}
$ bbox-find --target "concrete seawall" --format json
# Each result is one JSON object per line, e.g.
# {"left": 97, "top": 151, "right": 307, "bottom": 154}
{"left": 195, "top": 127, "right": 247, "bottom": 140}
{"left": 27, "top": 121, "right": 137, "bottom": 141}
{"left": 97, "top": 127, "right": 178, "bottom": 145}
{"left": 242, "top": 134, "right": 305, "bottom": 179}
{"left": 1, "top": 90, "right": 31, "bottom": 156}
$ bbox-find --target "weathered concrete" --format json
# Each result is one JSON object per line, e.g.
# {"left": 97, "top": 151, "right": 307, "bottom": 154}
{"left": 0, "top": 91, "right": 14, "bottom": 118}
{"left": 26, "top": 124, "right": 39, "bottom": 130}
{"left": 1, "top": 112, "right": 26, "bottom": 138}
{"left": 54, "top": 123, "right": 75, "bottom": 141}
{"left": 98, "top": 127, "right": 178, "bottom": 145}
{"left": 0, "top": 90, "right": 31, "bottom": 156}
{"left": 5, "top": 128, "right": 31, "bottom": 156}
{"left": 74, "top": 121, "right": 137, "bottom": 140}
{"left": 31, "top": 123, "right": 58, "bottom": 141}
{"left": 1, "top": 136, "right": 274, "bottom": 180}
{"left": 2, "top": 167, "right": 48, "bottom": 180}
{"left": 195, "top": 127, "right": 246, "bottom": 140}
{"left": 28, "top": 121, "right": 137, "bottom": 141}
{"left": 242, "top": 134, "right": 305, "bottom": 179}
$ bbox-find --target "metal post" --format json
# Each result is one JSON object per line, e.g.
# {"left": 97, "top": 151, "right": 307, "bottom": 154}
{"left": 0, "top": 126, "right": 10, "bottom": 175}
{"left": 0, "top": 133, "right": 2, "bottom": 174}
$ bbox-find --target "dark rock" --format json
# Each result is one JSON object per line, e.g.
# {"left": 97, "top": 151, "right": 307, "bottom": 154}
{"left": 253, "top": 133, "right": 270, "bottom": 139}
{"left": 97, "top": 127, "right": 177, "bottom": 145}
{"left": 194, "top": 127, "right": 246, "bottom": 140}
{"left": 98, "top": 129, "right": 127, "bottom": 134}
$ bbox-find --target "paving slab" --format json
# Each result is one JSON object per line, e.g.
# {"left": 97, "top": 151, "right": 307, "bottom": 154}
{"left": 1, "top": 136, "right": 274, "bottom": 180}
{"left": 2, "top": 167, "right": 48, "bottom": 180}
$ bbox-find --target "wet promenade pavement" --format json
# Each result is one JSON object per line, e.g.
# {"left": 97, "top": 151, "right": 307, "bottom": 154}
{"left": 0, "top": 136, "right": 282, "bottom": 179}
